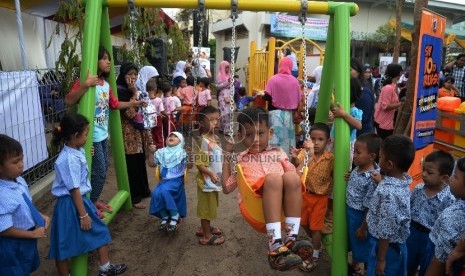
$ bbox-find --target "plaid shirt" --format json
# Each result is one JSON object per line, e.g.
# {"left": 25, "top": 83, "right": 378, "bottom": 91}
{"left": 450, "top": 65, "right": 465, "bottom": 98}
{"left": 298, "top": 151, "right": 334, "bottom": 195}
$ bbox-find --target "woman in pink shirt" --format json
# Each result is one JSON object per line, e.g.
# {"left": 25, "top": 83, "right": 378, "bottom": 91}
{"left": 374, "top": 63, "right": 403, "bottom": 139}
{"left": 262, "top": 57, "right": 302, "bottom": 156}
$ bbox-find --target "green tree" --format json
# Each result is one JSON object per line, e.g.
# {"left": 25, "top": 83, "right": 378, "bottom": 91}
{"left": 167, "top": 24, "right": 189, "bottom": 64}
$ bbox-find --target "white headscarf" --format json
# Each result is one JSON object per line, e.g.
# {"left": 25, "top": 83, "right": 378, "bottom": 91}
{"left": 155, "top": 132, "right": 187, "bottom": 169}
{"left": 173, "top": 61, "right": 187, "bottom": 79}
{"left": 136, "top": 66, "right": 159, "bottom": 98}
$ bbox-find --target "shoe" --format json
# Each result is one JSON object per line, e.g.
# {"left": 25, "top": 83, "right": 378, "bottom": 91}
{"left": 322, "top": 218, "right": 333, "bottom": 234}
{"left": 300, "top": 257, "right": 319, "bottom": 272}
{"left": 268, "top": 245, "right": 302, "bottom": 271}
{"left": 285, "top": 239, "right": 313, "bottom": 271}
{"left": 98, "top": 263, "right": 128, "bottom": 276}
{"left": 158, "top": 219, "right": 168, "bottom": 231}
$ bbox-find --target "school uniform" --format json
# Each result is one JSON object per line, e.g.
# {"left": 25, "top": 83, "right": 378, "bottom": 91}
{"left": 430, "top": 199, "right": 465, "bottom": 267}
{"left": 367, "top": 174, "right": 412, "bottom": 276}
{"left": 407, "top": 184, "right": 455, "bottom": 276}
{"left": 346, "top": 164, "right": 380, "bottom": 264}
{"left": 0, "top": 177, "right": 41, "bottom": 275}
{"left": 48, "top": 146, "right": 111, "bottom": 261}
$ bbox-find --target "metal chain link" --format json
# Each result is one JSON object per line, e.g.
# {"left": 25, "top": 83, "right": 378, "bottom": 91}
{"left": 229, "top": 1, "right": 238, "bottom": 174}
{"left": 300, "top": 0, "right": 310, "bottom": 171}
{"left": 128, "top": 0, "right": 140, "bottom": 67}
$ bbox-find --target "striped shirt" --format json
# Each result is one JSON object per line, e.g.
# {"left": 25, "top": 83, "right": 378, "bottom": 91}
{"left": 52, "top": 145, "right": 92, "bottom": 197}
{"left": 0, "top": 177, "right": 36, "bottom": 232}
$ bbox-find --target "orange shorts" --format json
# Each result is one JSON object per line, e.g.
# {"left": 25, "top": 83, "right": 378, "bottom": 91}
{"left": 301, "top": 192, "right": 328, "bottom": 231}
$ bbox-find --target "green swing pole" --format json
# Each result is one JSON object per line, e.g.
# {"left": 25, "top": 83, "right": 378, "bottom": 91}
{"left": 71, "top": 0, "right": 102, "bottom": 275}
{"left": 332, "top": 4, "right": 351, "bottom": 276}
{"left": 99, "top": 5, "right": 133, "bottom": 216}
{"left": 315, "top": 15, "right": 335, "bottom": 124}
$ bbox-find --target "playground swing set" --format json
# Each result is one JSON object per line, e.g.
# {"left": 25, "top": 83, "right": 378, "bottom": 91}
{"left": 72, "top": 0, "right": 359, "bottom": 275}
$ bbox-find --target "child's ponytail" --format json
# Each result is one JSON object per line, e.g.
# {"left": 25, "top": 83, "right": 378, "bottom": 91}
{"left": 52, "top": 113, "right": 89, "bottom": 146}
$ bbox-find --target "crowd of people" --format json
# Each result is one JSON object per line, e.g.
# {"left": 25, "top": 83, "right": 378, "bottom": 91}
{"left": 1, "top": 45, "right": 465, "bottom": 276}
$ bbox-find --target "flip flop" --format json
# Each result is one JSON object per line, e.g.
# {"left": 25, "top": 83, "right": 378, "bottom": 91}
{"left": 96, "top": 209, "right": 106, "bottom": 220}
{"left": 199, "top": 235, "right": 225, "bottom": 246}
{"left": 95, "top": 201, "right": 113, "bottom": 213}
{"left": 195, "top": 226, "right": 222, "bottom": 237}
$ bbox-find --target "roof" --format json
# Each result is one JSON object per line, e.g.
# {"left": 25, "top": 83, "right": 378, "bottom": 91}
{"left": 0, "top": 0, "right": 176, "bottom": 35}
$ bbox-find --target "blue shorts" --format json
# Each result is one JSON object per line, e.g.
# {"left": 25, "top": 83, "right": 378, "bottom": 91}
{"left": 0, "top": 232, "right": 39, "bottom": 275}
{"left": 406, "top": 223, "right": 434, "bottom": 276}
{"left": 347, "top": 206, "right": 371, "bottom": 263}
{"left": 367, "top": 238, "right": 407, "bottom": 276}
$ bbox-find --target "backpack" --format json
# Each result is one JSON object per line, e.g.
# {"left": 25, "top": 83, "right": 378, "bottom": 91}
{"left": 143, "top": 100, "right": 158, "bottom": 129}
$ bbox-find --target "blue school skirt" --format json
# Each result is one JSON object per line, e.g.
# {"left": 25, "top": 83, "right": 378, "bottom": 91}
{"left": 149, "top": 176, "right": 186, "bottom": 218}
{"left": 0, "top": 229, "right": 39, "bottom": 275}
{"left": 48, "top": 195, "right": 112, "bottom": 261}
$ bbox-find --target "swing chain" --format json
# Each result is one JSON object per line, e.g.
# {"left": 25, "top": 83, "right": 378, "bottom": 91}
{"left": 229, "top": 0, "right": 238, "bottom": 174}
{"left": 128, "top": 0, "right": 140, "bottom": 67}
{"left": 300, "top": 0, "right": 311, "bottom": 171}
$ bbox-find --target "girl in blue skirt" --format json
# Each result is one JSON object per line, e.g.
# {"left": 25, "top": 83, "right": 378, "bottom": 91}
{"left": 149, "top": 132, "right": 188, "bottom": 234}
{"left": 48, "top": 113, "right": 127, "bottom": 276}
{"left": 0, "top": 135, "right": 51, "bottom": 275}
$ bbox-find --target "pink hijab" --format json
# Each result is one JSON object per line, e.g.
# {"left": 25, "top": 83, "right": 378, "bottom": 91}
{"left": 217, "top": 61, "right": 231, "bottom": 83}
{"left": 265, "top": 57, "right": 301, "bottom": 110}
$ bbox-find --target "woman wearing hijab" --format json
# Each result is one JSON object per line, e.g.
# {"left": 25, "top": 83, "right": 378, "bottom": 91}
{"left": 135, "top": 66, "right": 159, "bottom": 99}
{"left": 263, "top": 57, "right": 302, "bottom": 156}
{"left": 172, "top": 61, "right": 187, "bottom": 90}
{"left": 148, "top": 132, "right": 188, "bottom": 233}
{"left": 116, "top": 62, "right": 152, "bottom": 209}
{"left": 216, "top": 60, "right": 232, "bottom": 133}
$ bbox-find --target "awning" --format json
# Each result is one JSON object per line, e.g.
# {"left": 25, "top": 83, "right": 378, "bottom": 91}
{"left": 389, "top": 19, "right": 465, "bottom": 49}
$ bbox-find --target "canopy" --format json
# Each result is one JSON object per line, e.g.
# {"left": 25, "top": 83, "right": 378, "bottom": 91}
{"left": 389, "top": 19, "right": 465, "bottom": 49}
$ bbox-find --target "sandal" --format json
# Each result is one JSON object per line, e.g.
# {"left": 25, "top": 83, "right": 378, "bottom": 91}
{"left": 199, "top": 235, "right": 225, "bottom": 246}
{"left": 268, "top": 245, "right": 302, "bottom": 271}
{"left": 195, "top": 226, "right": 222, "bottom": 237}
{"left": 300, "top": 257, "right": 319, "bottom": 272}
{"left": 159, "top": 219, "right": 168, "bottom": 231}
{"left": 95, "top": 201, "right": 113, "bottom": 213}
{"left": 285, "top": 239, "right": 313, "bottom": 269}
{"left": 322, "top": 218, "right": 333, "bottom": 234}
{"left": 96, "top": 209, "right": 105, "bottom": 220}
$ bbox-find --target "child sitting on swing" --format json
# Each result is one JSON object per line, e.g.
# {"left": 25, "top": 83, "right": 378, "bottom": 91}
{"left": 148, "top": 132, "right": 189, "bottom": 234}
{"left": 222, "top": 107, "right": 313, "bottom": 271}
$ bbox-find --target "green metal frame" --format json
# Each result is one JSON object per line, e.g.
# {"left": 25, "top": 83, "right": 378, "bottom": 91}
{"left": 73, "top": 1, "right": 354, "bottom": 275}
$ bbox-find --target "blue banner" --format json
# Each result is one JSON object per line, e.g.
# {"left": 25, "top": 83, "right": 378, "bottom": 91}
{"left": 270, "top": 14, "right": 328, "bottom": 41}
{"left": 412, "top": 35, "right": 442, "bottom": 149}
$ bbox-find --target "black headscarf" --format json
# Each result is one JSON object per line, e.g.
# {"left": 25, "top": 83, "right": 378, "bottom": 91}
{"left": 116, "top": 62, "right": 138, "bottom": 102}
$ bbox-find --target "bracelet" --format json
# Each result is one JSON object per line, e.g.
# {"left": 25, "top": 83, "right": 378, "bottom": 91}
{"left": 79, "top": 213, "right": 89, "bottom": 219}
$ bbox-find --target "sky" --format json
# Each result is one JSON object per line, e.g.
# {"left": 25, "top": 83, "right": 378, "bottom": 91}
{"left": 162, "top": 8, "right": 180, "bottom": 21}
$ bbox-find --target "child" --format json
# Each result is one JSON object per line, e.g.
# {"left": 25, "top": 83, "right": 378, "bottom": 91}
{"left": 223, "top": 107, "right": 312, "bottom": 271}
{"left": 195, "top": 106, "right": 225, "bottom": 245}
{"left": 0, "top": 135, "right": 50, "bottom": 275}
{"left": 48, "top": 113, "right": 127, "bottom": 276}
{"left": 438, "top": 76, "right": 459, "bottom": 98}
{"left": 445, "top": 234, "right": 465, "bottom": 276}
{"left": 161, "top": 81, "right": 177, "bottom": 141}
{"left": 346, "top": 133, "right": 382, "bottom": 275}
{"left": 427, "top": 157, "right": 465, "bottom": 276}
{"left": 65, "top": 46, "right": 143, "bottom": 217}
{"left": 293, "top": 122, "right": 334, "bottom": 271}
{"left": 366, "top": 134, "right": 415, "bottom": 276}
{"left": 236, "top": 87, "right": 263, "bottom": 111}
{"left": 148, "top": 79, "right": 167, "bottom": 149}
{"left": 149, "top": 132, "right": 188, "bottom": 234}
{"left": 407, "top": 150, "right": 456, "bottom": 276}
{"left": 197, "top": 77, "right": 212, "bottom": 108}
{"left": 178, "top": 76, "right": 196, "bottom": 135}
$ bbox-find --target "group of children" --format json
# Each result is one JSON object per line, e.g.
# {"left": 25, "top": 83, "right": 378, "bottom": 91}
{"left": 3, "top": 45, "right": 465, "bottom": 276}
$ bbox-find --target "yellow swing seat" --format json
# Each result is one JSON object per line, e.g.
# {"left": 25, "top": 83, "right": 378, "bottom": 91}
{"left": 236, "top": 164, "right": 308, "bottom": 233}
{"left": 154, "top": 166, "right": 188, "bottom": 184}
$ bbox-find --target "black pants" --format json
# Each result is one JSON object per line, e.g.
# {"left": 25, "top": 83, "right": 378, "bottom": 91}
{"left": 126, "top": 153, "right": 151, "bottom": 204}
{"left": 374, "top": 122, "right": 394, "bottom": 140}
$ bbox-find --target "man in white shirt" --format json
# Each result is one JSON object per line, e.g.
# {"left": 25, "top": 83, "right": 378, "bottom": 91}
{"left": 199, "top": 52, "right": 211, "bottom": 78}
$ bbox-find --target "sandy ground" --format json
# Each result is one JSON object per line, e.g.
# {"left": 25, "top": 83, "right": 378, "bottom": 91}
{"left": 32, "top": 162, "right": 331, "bottom": 276}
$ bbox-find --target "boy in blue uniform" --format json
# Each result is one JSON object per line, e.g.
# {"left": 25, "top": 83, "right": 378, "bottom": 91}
{"left": 0, "top": 134, "right": 50, "bottom": 275}
{"left": 366, "top": 135, "right": 415, "bottom": 276}
{"left": 427, "top": 157, "right": 465, "bottom": 275}
{"left": 407, "top": 150, "right": 456, "bottom": 276}
{"left": 346, "top": 133, "right": 382, "bottom": 275}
